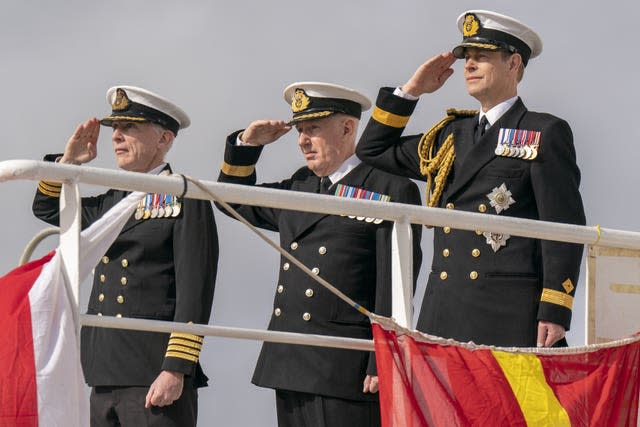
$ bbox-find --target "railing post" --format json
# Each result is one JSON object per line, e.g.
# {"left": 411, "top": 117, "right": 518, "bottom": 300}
{"left": 391, "top": 216, "right": 414, "bottom": 328}
{"left": 59, "top": 181, "right": 82, "bottom": 337}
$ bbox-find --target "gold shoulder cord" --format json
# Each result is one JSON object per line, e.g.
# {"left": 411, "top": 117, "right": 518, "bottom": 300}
{"left": 417, "top": 108, "right": 478, "bottom": 207}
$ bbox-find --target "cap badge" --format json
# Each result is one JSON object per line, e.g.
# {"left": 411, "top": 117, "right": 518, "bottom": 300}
{"left": 112, "top": 88, "right": 130, "bottom": 111}
{"left": 463, "top": 14, "right": 480, "bottom": 37}
{"left": 291, "top": 88, "right": 310, "bottom": 113}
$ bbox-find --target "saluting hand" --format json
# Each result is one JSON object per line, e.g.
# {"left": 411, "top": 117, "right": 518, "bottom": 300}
{"left": 239, "top": 120, "right": 292, "bottom": 146}
{"left": 145, "top": 370, "right": 184, "bottom": 408}
{"left": 401, "top": 52, "right": 456, "bottom": 97}
{"left": 59, "top": 117, "right": 100, "bottom": 165}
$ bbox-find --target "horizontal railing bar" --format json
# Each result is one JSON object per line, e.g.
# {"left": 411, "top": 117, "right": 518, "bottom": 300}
{"left": 80, "top": 314, "right": 375, "bottom": 351}
{"left": 2, "top": 159, "right": 639, "bottom": 250}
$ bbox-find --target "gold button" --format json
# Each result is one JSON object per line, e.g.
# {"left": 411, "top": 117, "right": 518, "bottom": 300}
{"left": 98, "top": 293, "right": 105, "bottom": 302}
{"left": 121, "top": 259, "right": 129, "bottom": 268}
{"left": 440, "top": 271, "right": 448, "bottom": 280}
{"left": 475, "top": 230, "right": 483, "bottom": 235}
{"left": 311, "top": 267, "right": 320, "bottom": 275}
{"left": 495, "top": 194, "right": 506, "bottom": 204}
{"left": 470, "top": 271, "right": 479, "bottom": 280}
{"left": 443, "top": 226, "right": 451, "bottom": 234}
{"left": 305, "top": 289, "right": 314, "bottom": 297}
{"left": 102, "top": 256, "right": 109, "bottom": 264}
{"left": 116, "top": 314, "right": 122, "bottom": 318}
{"left": 446, "top": 202, "right": 455, "bottom": 209}
{"left": 117, "top": 295, "right": 124, "bottom": 304}
{"left": 290, "top": 242, "right": 299, "bottom": 250}
{"left": 120, "top": 277, "right": 128, "bottom": 285}
{"left": 442, "top": 249, "right": 450, "bottom": 257}
{"left": 277, "top": 285, "right": 284, "bottom": 294}
{"left": 302, "top": 312, "right": 311, "bottom": 321}
{"left": 318, "top": 246, "right": 327, "bottom": 255}
{"left": 97, "top": 312, "right": 102, "bottom": 316}
{"left": 99, "top": 274, "right": 106, "bottom": 283}
{"left": 283, "top": 262, "right": 290, "bottom": 271}
{"left": 478, "top": 204, "right": 487, "bottom": 213}
{"left": 471, "top": 249, "right": 480, "bottom": 257}
{"left": 274, "top": 308, "right": 282, "bottom": 317}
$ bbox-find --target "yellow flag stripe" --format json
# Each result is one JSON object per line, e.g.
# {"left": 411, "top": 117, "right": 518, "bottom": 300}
{"left": 492, "top": 350, "right": 571, "bottom": 426}
{"left": 371, "top": 107, "right": 410, "bottom": 128}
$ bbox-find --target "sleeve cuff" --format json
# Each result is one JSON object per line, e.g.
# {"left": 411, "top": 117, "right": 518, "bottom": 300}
{"left": 393, "top": 87, "right": 419, "bottom": 101}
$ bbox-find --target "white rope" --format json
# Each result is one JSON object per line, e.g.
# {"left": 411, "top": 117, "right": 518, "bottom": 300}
{"left": 182, "top": 174, "right": 373, "bottom": 318}
{"left": 370, "top": 313, "right": 640, "bottom": 354}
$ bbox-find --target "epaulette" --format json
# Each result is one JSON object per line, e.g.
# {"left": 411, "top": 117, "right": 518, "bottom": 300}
{"left": 445, "top": 108, "right": 479, "bottom": 118}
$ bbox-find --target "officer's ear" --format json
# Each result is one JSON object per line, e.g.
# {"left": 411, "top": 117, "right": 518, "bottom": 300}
{"left": 158, "top": 129, "right": 175, "bottom": 149}
{"left": 342, "top": 117, "right": 356, "bottom": 137}
{"left": 509, "top": 53, "right": 523, "bottom": 71}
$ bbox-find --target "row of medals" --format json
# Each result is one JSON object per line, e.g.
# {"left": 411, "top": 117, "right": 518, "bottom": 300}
{"left": 134, "top": 193, "right": 181, "bottom": 220}
{"left": 494, "top": 128, "right": 541, "bottom": 160}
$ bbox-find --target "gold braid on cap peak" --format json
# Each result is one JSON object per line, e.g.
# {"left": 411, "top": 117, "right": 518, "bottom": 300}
{"left": 418, "top": 108, "right": 478, "bottom": 207}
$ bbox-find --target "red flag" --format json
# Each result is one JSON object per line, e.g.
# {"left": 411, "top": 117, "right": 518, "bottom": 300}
{"left": 0, "top": 191, "right": 144, "bottom": 426}
{"left": 373, "top": 318, "right": 640, "bottom": 427}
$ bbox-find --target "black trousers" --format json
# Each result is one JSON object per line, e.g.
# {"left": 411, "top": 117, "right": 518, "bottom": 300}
{"left": 275, "top": 389, "right": 381, "bottom": 427}
{"left": 90, "top": 383, "right": 197, "bottom": 427}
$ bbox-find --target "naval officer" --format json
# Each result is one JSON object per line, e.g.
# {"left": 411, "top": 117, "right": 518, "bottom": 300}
{"left": 357, "top": 10, "right": 586, "bottom": 348}
{"left": 33, "top": 86, "right": 218, "bottom": 426}
{"left": 217, "top": 82, "right": 422, "bottom": 426}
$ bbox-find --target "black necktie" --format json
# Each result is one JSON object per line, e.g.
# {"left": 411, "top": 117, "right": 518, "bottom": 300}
{"left": 474, "top": 115, "right": 489, "bottom": 143}
{"left": 319, "top": 177, "right": 332, "bottom": 194}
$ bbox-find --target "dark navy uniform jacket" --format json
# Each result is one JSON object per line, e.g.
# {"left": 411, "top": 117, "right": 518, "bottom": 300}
{"left": 33, "top": 158, "right": 218, "bottom": 387}
{"left": 356, "top": 88, "right": 586, "bottom": 347}
{"left": 218, "top": 131, "right": 422, "bottom": 401}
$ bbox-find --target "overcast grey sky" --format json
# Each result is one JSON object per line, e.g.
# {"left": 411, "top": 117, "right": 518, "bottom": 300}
{"left": 2, "top": 1, "right": 639, "bottom": 425}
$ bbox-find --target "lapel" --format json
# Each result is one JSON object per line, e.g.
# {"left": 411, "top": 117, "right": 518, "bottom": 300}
{"left": 283, "top": 163, "right": 374, "bottom": 240}
{"left": 445, "top": 98, "right": 528, "bottom": 199}
{"left": 451, "top": 115, "right": 477, "bottom": 173}
{"left": 119, "top": 163, "right": 173, "bottom": 234}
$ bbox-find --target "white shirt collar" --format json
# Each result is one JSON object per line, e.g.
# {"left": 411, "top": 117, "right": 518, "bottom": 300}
{"left": 479, "top": 95, "right": 518, "bottom": 127}
{"left": 148, "top": 163, "right": 167, "bottom": 175}
{"left": 327, "top": 154, "right": 361, "bottom": 185}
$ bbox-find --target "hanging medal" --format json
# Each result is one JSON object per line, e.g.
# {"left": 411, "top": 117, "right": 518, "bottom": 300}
{"left": 171, "top": 196, "right": 181, "bottom": 217}
{"left": 150, "top": 193, "right": 159, "bottom": 218}
{"left": 163, "top": 194, "right": 173, "bottom": 217}
{"left": 134, "top": 199, "right": 145, "bottom": 220}
{"left": 143, "top": 194, "right": 152, "bottom": 219}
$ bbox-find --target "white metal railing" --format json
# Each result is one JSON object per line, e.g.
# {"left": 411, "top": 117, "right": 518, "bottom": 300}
{"left": 4, "top": 159, "right": 640, "bottom": 349}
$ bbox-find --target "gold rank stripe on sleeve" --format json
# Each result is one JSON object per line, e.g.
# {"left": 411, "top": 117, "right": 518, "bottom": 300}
{"left": 169, "top": 332, "right": 204, "bottom": 343}
{"left": 540, "top": 289, "right": 574, "bottom": 310}
{"left": 371, "top": 106, "right": 411, "bottom": 128}
{"left": 167, "top": 344, "right": 201, "bottom": 357}
{"left": 165, "top": 351, "right": 199, "bottom": 363}
{"left": 37, "top": 180, "right": 62, "bottom": 197}
{"left": 165, "top": 332, "right": 204, "bottom": 362}
{"left": 220, "top": 162, "right": 256, "bottom": 177}
{"left": 169, "top": 338, "right": 203, "bottom": 350}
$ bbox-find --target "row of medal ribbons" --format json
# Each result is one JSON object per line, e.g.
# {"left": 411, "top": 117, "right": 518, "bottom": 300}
{"left": 494, "top": 128, "right": 541, "bottom": 160}
{"left": 334, "top": 183, "right": 390, "bottom": 224}
{"left": 135, "top": 193, "right": 182, "bottom": 220}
